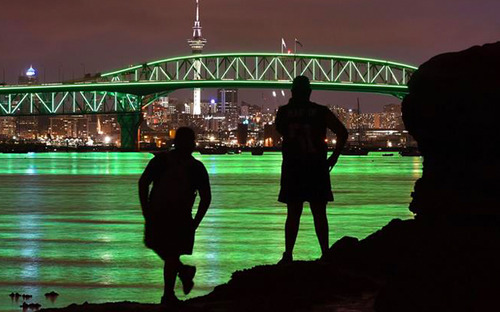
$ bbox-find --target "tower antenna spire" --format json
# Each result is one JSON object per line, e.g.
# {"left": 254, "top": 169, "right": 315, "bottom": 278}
{"left": 192, "top": 0, "right": 204, "bottom": 40}
{"left": 196, "top": 0, "right": 200, "bottom": 22}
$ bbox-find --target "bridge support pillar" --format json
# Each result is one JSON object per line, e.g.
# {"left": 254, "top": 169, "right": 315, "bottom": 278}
{"left": 118, "top": 112, "right": 142, "bottom": 152}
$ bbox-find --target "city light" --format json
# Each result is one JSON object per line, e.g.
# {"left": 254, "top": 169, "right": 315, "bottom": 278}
{"left": 104, "top": 136, "right": 111, "bottom": 144}
{"left": 26, "top": 66, "right": 36, "bottom": 77}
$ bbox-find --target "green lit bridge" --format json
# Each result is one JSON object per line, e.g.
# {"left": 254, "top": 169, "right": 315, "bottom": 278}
{"left": 0, "top": 52, "right": 417, "bottom": 149}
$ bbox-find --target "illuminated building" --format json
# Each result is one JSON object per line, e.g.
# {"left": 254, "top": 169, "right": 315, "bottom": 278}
{"left": 18, "top": 66, "right": 38, "bottom": 85}
{"left": 217, "top": 88, "right": 239, "bottom": 129}
{"left": 382, "top": 103, "right": 404, "bottom": 129}
{"left": 48, "top": 116, "right": 89, "bottom": 138}
{"left": 0, "top": 117, "right": 16, "bottom": 139}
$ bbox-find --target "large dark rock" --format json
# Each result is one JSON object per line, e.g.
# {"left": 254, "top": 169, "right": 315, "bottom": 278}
{"left": 402, "top": 42, "right": 500, "bottom": 218}
{"left": 370, "top": 42, "right": 500, "bottom": 311}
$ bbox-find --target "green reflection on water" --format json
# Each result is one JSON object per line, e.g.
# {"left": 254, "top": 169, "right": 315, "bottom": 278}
{"left": 0, "top": 152, "right": 421, "bottom": 311}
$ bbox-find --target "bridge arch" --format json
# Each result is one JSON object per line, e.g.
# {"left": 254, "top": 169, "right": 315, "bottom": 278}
{"left": 100, "top": 52, "right": 417, "bottom": 98}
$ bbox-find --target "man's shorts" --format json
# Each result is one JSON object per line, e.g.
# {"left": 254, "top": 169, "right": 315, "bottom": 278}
{"left": 278, "top": 156, "right": 334, "bottom": 203}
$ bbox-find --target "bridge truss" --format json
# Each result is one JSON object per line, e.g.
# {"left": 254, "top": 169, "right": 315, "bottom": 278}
{"left": 0, "top": 53, "right": 417, "bottom": 117}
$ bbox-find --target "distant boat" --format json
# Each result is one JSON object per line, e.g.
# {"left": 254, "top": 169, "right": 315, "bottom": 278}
{"left": 341, "top": 146, "right": 369, "bottom": 156}
{"left": 399, "top": 148, "right": 421, "bottom": 157}
{"left": 251, "top": 147, "right": 264, "bottom": 156}
{"left": 227, "top": 149, "right": 242, "bottom": 155}
{"left": 199, "top": 146, "right": 228, "bottom": 155}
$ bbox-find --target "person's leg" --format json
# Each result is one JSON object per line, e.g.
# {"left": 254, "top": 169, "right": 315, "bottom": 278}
{"left": 310, "top": 201, "right": 329, "bottom": 256}
{"left": 281, "top": 201, "right": 304, "bottom": 262}
{"left": 162, "top": 255, "right": 180, "bottom": 302}
{"left": 178, "top": 262, "right": 196, "bottom": 295}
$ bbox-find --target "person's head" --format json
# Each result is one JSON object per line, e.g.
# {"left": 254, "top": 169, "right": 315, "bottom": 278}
{"left": 174, "top": 127, "right": 196, "bottom": 154}
{"left": 291, "top": 76, "right": 312, "bottom": 101}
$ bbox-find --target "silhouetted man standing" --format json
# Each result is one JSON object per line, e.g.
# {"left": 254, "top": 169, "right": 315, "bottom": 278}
{"left": 139, "top": 127, "right": 211, "bottom": 304}
{"left": 275, "top": 76, "right": 348, "bottom": 263}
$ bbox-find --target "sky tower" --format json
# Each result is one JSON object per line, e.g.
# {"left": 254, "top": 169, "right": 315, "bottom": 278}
{"left": 187, "top": 0, "right": 207, "bottom": 116}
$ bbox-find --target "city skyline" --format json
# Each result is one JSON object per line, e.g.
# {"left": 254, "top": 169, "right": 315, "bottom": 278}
{"left": 1, "top": 0, "right": 499, "bottom": 111}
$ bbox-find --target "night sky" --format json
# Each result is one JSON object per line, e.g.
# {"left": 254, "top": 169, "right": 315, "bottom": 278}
{"left": 1, "top": 0, "right": 499, "bottom": 111}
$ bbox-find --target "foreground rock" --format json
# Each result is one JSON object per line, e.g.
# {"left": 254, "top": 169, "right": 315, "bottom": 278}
{"left": 402, "top": 41, "right": 500, "bottom": 219}
{"left": 41, "top": 42, "right": 500, "bottom": 311}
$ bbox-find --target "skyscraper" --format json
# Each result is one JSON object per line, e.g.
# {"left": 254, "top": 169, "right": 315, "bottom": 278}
{"left": 187, "top": 0, "right": 207, "bottom": 116}
{"left": 217, "top": 88, "right": 239, "bottom": 129}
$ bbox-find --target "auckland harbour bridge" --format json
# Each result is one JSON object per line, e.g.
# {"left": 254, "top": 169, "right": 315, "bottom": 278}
{"left": 0, "top": 0, "right": 418, "bottom": 150}
{"left": 0, "top": 52, "right": 418, "bottom": 150}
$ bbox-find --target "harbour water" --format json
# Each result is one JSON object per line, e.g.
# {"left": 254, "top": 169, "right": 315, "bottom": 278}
{"left": 0, "top": 152, "right": 421, "bottom": 311}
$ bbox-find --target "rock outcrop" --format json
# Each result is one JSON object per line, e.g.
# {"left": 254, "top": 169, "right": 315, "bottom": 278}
{"left": 402, "top": 42, "right": 500, "bottom": 219}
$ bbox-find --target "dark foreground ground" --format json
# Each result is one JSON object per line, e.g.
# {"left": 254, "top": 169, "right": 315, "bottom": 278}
{"left": 39, "top": 218, "right": 500, "bottom": 312}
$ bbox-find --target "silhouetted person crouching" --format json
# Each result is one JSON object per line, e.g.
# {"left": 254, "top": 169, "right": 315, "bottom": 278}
{"left": 139, "top": 127, "right": 211, "bottom": 304}
{"left": 276, "top": 76, "right": 348, "bottom": 264}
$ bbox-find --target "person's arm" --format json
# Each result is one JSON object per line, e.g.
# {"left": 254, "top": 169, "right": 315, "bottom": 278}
{"left": 193, "top": 166, "right": 211, "bottom": 229}
{"left": 326, "top": 109, "right": 348, "bottom": 171}
{"left": 138, "top": 157, "right": 157, "bottom": 218}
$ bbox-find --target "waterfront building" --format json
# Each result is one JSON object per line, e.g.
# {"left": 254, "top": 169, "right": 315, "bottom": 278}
{"left": 145, "top": 101, "right": 169, "bottom": 131}
{"left": 48, "top": 116, "right": 89, "bottom": 139}
{"left": 382, "top": 103, "right": 404, "bottom": 129}
{"left": 99, "top": 115, "right": 120, "bottom": 137}
{"left": 17, "top": 117, "right": 38, "bottom": 140}
{"left": 329, "top": 105, "right": 349, "bottom": 126}
{"left": 0, "top": 117, "right": 16, "bottom": 139}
